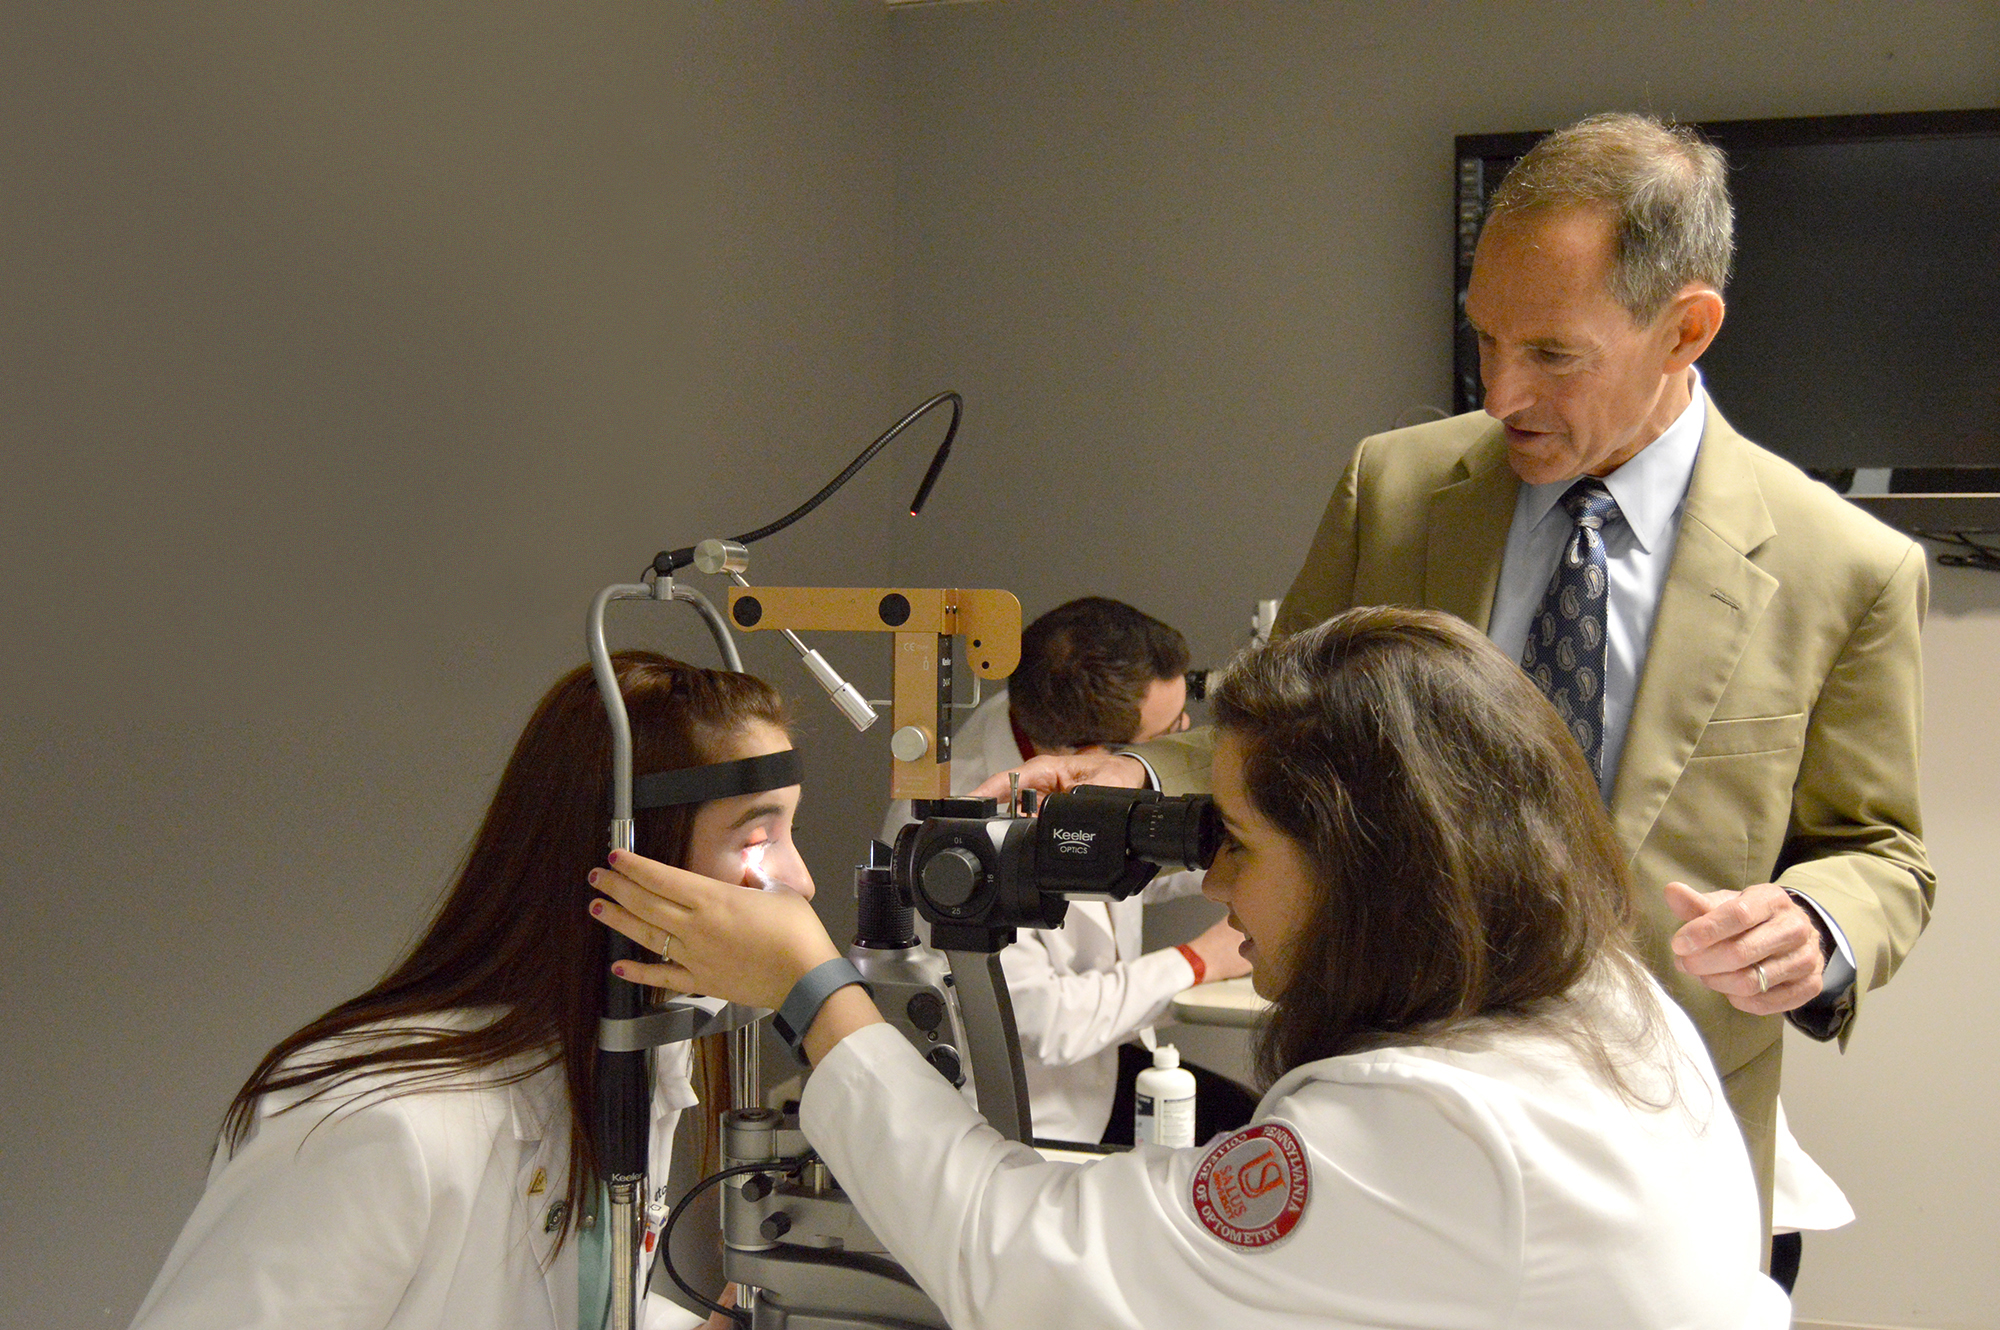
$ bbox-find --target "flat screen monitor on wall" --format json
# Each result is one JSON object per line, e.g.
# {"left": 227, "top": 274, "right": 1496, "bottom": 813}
{"left": 1453, "top": 109, "right": 2000, "bottom": 543}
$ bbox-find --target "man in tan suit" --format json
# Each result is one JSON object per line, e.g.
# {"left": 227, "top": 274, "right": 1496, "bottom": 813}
{"left": 982, "top": 114, "right": 1932, "bottom": 1279}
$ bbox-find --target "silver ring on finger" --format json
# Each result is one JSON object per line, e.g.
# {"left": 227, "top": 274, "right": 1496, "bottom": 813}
{"left": 1753, "top": 962, "right": 1769, "bottom": 994}
{"left": 660, "top": 932, "right": 675, "bottom": 963}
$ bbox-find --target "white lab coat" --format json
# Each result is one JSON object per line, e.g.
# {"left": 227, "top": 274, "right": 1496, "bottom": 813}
{"left": 802, "top": 968, "right": 1791, "bottom": 1329}
{"left": 881, "top": 688, "right": 1207, "bottom": 1142}
{"left": 131, "top": 1018, "right": 703, "bottom": 1330}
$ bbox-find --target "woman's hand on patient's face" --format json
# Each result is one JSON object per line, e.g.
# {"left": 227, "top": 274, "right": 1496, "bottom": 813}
{"left": 589, "top": 850, "right": 840, "bottom": 1009}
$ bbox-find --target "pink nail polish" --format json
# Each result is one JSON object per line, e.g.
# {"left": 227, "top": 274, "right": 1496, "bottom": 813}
{"left": 590, "top": 901, "right": 604, "bottom": 917}
{"left": 587, "top": 869, "right": 601, "bottom": 886}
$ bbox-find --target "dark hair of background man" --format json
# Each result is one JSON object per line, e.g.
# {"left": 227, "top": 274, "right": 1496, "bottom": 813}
{"left": 1008, "top": 597, "right": 1191, "bottom": 752}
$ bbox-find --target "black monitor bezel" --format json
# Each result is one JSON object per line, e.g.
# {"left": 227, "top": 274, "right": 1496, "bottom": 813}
{"left": 1450, "top": 106, "right": 2000, "bottom": 416}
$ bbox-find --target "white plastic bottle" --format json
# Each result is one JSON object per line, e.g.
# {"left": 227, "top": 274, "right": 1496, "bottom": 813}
{"left": 1133, "top": 1043, "right": 1197, "bottom": 1148}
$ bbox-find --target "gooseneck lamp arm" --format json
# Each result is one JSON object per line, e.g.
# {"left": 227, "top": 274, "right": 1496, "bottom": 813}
{"left": 649, "top": 390, "right": 962, "bottom": 577}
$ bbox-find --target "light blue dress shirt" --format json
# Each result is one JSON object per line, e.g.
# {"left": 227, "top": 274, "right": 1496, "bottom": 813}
{"left": 1487, "top": 380, "right": 1706, "bottom": 802}
{"left": 1483, "top": 372, "right": 1855, "bottom": 995}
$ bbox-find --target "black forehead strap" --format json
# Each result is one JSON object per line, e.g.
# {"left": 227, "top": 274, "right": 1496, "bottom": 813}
{"left": 631, "top": 749, "right": 803, "bottom": 811}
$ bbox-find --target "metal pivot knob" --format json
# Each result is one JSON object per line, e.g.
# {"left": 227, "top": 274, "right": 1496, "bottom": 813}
{"left": 905, "top": 991, "right": 947, "bottom": 1033}
{"left": 920, "top": 847, "right": 984, "bottom": 908}
{"left": 926, "top": 1044, "right": 964, "bottom": 1085}
{"left": 890, "top": 725, "right": 931, "bottom": 762}
{"left": 693, "top": 539, "right": 750, "bottom": 575}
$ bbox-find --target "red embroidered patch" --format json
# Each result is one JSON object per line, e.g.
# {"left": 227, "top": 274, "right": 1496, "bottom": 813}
{"left": 1189, "top": 1122, "right": 1310, "bottom": 1250}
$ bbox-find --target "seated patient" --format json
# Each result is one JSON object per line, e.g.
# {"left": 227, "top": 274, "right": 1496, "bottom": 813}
{"left": 133, "top": 652, "right": 806, "bottom": 1330}
{"left": 881, "top": 595, "right": 1252, "bottom": 1144}
{"left": 596, "top": 608, "right": 1789, "bottom": 1328}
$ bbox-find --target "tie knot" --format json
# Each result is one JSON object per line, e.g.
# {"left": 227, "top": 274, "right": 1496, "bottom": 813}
{"left": 1560, "top": 478, "right": 1619, "bottom": 531}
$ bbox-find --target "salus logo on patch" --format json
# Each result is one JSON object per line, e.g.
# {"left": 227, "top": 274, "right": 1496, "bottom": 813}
{"left": 526, "top": 1166, "right": 548, "bottom": 1197}
{"left": 1189, "top": 1122, "right": 1310, "bottom": 1250}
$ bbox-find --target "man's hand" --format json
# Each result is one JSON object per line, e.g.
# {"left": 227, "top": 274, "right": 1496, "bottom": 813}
{"left": 1664, "top": 880, "right": 1826, "bottom": 1016}
{"left": 1182, "top": 916, "right": 1253, "bottom": 983}
{"left": 970, "top": 751, "right": 1148, "bottom": 802}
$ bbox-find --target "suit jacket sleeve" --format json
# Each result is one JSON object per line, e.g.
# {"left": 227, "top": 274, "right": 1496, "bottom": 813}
{"left": 1775, "top": 540, "right": 1933, "bottom": 1032}
{"left": 1276, "top": 437, "right": 1367, "bottom": 638}
{"left": 1129, "top": 439, "right": 1372, "bottom": 797}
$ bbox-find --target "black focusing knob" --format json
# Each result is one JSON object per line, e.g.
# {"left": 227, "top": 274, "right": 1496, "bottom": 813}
{"left": 920, "top": 846, "right": 985, "bottom": 908}
{"left": 926, "top": 1044, "right": 964, "bottom": 1086}
{"left": 739, "top": 1173, "right": 772, "bottom": 1203}
{"left": 760, "top": 1211, "right": 793, "bottom": 1242}
{"left": 906, "top": 990, "right": 946, "bottom": 1032}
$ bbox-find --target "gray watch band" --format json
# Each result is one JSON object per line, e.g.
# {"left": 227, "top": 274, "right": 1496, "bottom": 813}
{"left": 773, "top": 957, "right": 869, "bottom": 1063}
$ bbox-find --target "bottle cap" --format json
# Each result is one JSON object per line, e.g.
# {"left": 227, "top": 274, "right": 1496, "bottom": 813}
{"left": 1153, "top": 1044, "right": 1180, "bottom": 1070}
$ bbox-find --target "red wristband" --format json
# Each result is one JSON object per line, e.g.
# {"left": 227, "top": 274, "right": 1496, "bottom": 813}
{"left": 1176, "top": 943, "right": 1205, "bottom": 985}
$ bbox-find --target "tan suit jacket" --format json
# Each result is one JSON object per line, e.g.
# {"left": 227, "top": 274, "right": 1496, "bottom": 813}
{"left": 1140, "top": 402, "right": 1933, "bottom": 1213}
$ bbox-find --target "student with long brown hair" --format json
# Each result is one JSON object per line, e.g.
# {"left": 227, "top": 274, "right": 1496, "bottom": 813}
{"left": 133, "top": 651, "right": 805, "bottom": 1330}
{"left": 594, "top": 608, "right": 1789, "bottom": 1327}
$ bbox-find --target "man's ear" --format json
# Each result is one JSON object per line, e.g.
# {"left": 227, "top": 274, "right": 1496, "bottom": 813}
{"left": 1660, "top": 285, "right": 1725, "bottom": 374}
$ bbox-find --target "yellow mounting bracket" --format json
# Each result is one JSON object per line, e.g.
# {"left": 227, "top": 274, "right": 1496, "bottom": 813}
{"left": 726, "top": 587, "right": 1022, "bottom": 801}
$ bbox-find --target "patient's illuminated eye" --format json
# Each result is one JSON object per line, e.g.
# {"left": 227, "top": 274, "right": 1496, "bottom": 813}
{"left": 740, "top": 840, "right": 802, "bottom": 896}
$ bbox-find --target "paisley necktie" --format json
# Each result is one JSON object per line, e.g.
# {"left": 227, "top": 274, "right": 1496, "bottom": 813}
{"left": 1521, "top": 478, "right": 1621, "bottom": 782}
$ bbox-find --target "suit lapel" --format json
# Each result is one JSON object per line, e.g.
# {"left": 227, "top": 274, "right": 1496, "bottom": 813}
{"left": 1609, "top": 405, "right": 1779, "bottom": 857}
{"left": 1425, "top": 427, "right": 1517, "bottom": 633}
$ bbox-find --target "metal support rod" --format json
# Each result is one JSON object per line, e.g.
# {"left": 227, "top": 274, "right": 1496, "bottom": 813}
{"left": 662, "top": 579, "right": 745, "bottom": 673}
{"left": 597, "top": 805, "right": 648, "bottom": 1330}
{"left": 588, "top": 584, "right": 655, "bottom": 825}
{"left": 939, "top": 950, "right": 1033, "bottom": 1145}
{"left": 588, "top": 585, "right": 670, "bottom": 1330}
{"left": 607, "top": 1180, "right": 642, "bottom": 1329}
{"left": 731, "top": 1023, "right": 761, "bottom": 1114}
{"left": 589, "top": 576, "right": 763, "bottom": 1330}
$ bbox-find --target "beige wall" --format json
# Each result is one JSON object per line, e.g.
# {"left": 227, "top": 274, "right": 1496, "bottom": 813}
{"left": 884, "top": 3, "right": 1998, "bottom": 1326}
{"left": 4, "top": 2, "right": 1995, "bottom": 1326}
{"left": 1, "top": 3, "right": 901, "bottom": 1323}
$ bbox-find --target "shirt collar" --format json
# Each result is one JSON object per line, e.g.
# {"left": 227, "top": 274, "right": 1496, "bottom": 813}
{"left": 1518, "top": 370, "right": 1707, "bottom": 553}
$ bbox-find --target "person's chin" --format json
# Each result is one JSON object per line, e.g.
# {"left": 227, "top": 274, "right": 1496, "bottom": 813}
{"left": 1244, "top": 944, "right": 1280, "bottom": 1000}
{"left": 1502, "top": 429, "right": 1575, "bottom": 485}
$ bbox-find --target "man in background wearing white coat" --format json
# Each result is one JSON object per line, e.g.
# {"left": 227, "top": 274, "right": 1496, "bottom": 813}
{"left": 882, "top": 596, "right": 1254, "bottom": 1143}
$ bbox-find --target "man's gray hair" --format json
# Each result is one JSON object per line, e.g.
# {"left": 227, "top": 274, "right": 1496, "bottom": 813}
{"left": 1486, "top": 112, "right": 1734, "bottom": 322}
